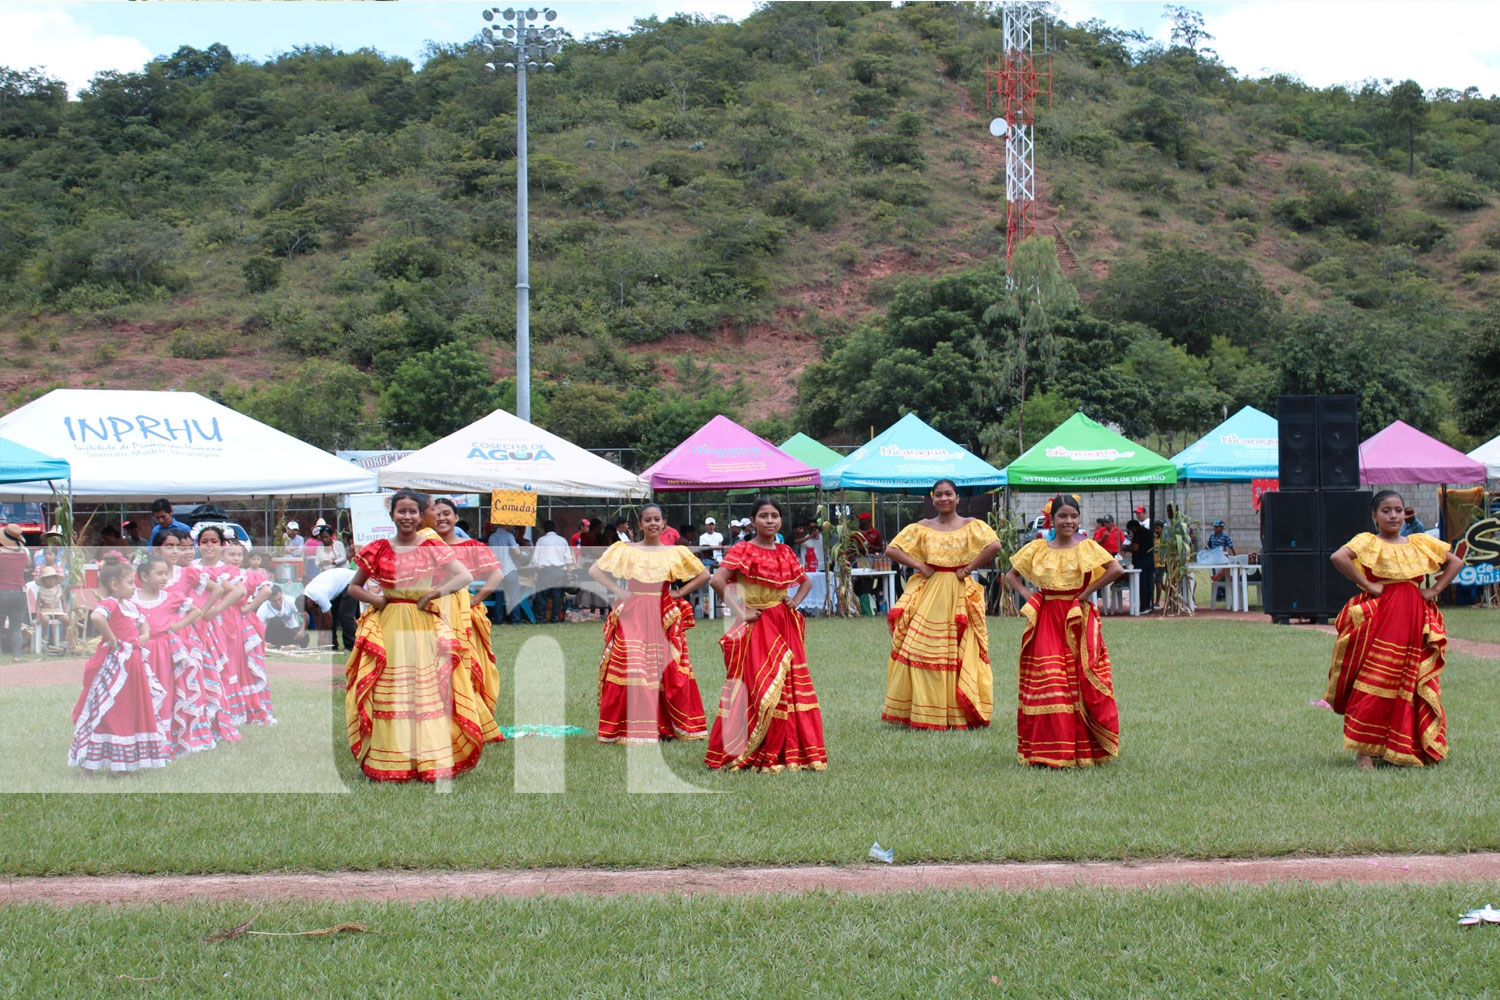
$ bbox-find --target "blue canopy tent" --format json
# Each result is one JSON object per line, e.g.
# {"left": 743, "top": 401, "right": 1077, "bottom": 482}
{"left": 1170, "top": 406, "right": 1278, "bottom": 481}
{"left": 822, "top": 413, "right": 1006, "bottom": 493}
{"left": 0, "top": 437, "right": 71, "bottom": 485}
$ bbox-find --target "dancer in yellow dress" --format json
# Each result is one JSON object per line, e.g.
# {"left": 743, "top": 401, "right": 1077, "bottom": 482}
{"left": 431, "top": 497, "right": 505, "bottom": 719}
{"left": 882, "top": 479, "right": 1003, "bottom": 729}
{"left": 344, "top": 489, "right": 500, "bottom": 782}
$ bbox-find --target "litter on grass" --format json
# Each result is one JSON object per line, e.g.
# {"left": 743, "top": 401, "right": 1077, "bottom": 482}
{"left": 1308, "top": 698, "right": 1332, "bottom": 709}
{"left": 868, "top": 841, "right": 894, "bottom": 864}
{"left": 1459, "top": 905, "right": 1500, "bottom": 927}
{"left": 499, "top": 725, "right": 588, "bottom": 739}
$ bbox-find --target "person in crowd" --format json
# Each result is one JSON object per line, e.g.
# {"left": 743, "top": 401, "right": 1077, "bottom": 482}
{"left": 302, "top": 521, "right": 324, "bottom": 581}
{"left": 858, "top": 512, "right": 884, "bottom": 555}
{"left": 33, "top": 564, "right": 68, "bottom": 648}
{"left": 569, "top": 518, "right": 593, "bottom": 561}
{"left": 1401, "top": 506, "right": 1427, "bottom": 536}
{"left": 1092, "top": 517, "right": 1109, "bottom": 546}
{"left": 530, "top": 520, "right": 573, "bottom": 623}
{"left": 282, "top": 521, "right": 306, "bottom": 558}
{"left": 34, "top": 529, "right": 65, "bottom": 575}
{"left": 157, "top": 529, "right": 240, "bottom": 749}
{"left": 1103, "top": 515, "right": 1122, "bottom": 555}
{"left": 148, "top": 499, "right": 191, "bottom": 547}
{"left": 0, "top": 524, "right": 32, "bottom": 662}
{"left": 122, "top": 520, "right": 144, "bottom": 548}
{"left": 314, "top": 524, "right": 347, "bottom": 574}
{"left": 588, "top": 502, "right": 710, "bottom": 744}
{"left": 1153, "top": 522, "right": 1167, "bottom": 608}
{"left": 304, "top": 565, "right": 358, "bottom": 652}
{"left": 804, "top": 520, "right": 825, "bottom": 573}
{"left": 1004, "top": 494, "right": 1124, "bottom": 767}
{"left": 454, "top": 519, "right": 472, "bottom": 540}
{"left": 1126, "top": 517, "right": 1156, "bottom": 613}
{"left": 68, "top": 555, "right": 172, "bottom": 774}
{"left": 486, "top": 520, "right": 523, "bottom": 623}
{"left": 881, "top": 479, "right": 1002, "bottom": 730}
{"left": 99, "top": 524, "right": 125, "bottom": 549}
{"left": 223, "top": 540, "right": 275, "bottom": 724}
{"left": 432, "top": 497, "right": 505, "bottom": 718}
{"left": 705, "top": 498, "right": 826, "bottom": 772}
{"left": 343, "top": 488, "right": 498, "bottom": 783}
{"left": 1327, "top": 490, "right": 1463, "bottom": 768}
{"left": 698, "top": 516, "right": 725, "bottom": 569}
{"left": 1133, "top": 504, "right": 1150, "bottom": 530}
{"left": 258, "top": 585, "right": 308, "bottom": 648}
{"left": 614, "top": 516, "right": 633, "bottom": 544}
{"left": 659, "top": 519, "right": 681, "bottom": 545}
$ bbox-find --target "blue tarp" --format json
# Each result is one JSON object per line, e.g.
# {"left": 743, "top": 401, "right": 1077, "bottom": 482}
{"left": 821, "top": 413, "right": 1006, "bottom": 493}
{"left": 1170, "top": 406, "right": 1278, "bottom": 481}
{"left": 0, "top": 436, "right": 69, "bottom": 485}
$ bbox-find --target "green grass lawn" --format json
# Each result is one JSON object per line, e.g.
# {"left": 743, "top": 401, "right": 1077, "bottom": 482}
{"left": 1443, "top": 606, "right": 1500, "bottom": 646}
{"left": 2, "top": 615, "right": 1500, "bottom": 874}
{"left": 4, "top": 883, "right": 1500, "bottom": 999}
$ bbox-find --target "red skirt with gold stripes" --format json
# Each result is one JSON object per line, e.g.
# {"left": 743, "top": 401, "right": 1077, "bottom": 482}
{"left": 1016, "top": 589, "right": 1119, "bottom": 767}
{"left": 705, "top": 603, "right": 827, "bottom": 772}
{"left": 597, "top": 586, "right": 707, "bottom": 743}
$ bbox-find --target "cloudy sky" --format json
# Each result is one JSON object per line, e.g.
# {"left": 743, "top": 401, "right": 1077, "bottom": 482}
{"left": 3, "top": 1, "right": 1498, "bottom": 100}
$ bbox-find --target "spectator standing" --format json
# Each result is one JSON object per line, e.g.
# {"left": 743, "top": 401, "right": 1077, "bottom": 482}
{"left": 0, "top": 524, "right": 29, "bottom": 661}
{"left": 147, "top": 499, "right": 190, "bottom": 547}
{"left": 33, "top": 564, "right": 68, "bottom": 648}
{"left": 569, "top": 518, "right": 593, "bottom": 562}
{"left": 313, "top": 524, "right": 347, "bottom": 573}
{"left": 1206, "top": 520, "right": 1236, "bottom": 556}
{"left": 1126, "top": 518, "right": 1155, "bottom": 613}
{"left": 282, "top": 521, "right": 306, "bottom": 558}
{"left": 699, "top": 517, "right": 726, "bottom": 567}
{"left": 614, "top": 516, "right": 633, "bottom": 543}
{"left": 1401, "top": 507, "right": 1427, "bottom": 536}
{"left": 530, "top": 520, "right": 573, "bottom": 623}
{"left": 486, "top": 521, "right": 523, "bottom": 622}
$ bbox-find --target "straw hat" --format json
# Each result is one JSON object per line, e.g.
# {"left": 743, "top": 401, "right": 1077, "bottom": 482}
{"left": 36, "top": 564, "right": 61, "bottom": 582}
{"left": 0, "top": 524, "right": 22, "bottom": 549}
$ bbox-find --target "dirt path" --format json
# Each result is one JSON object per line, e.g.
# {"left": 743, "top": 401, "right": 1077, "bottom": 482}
{"left": 5, "top": 853, "right": 1500, "bottom": 906}
{"left": 1302, "top": 623, "right": 1500, "bottom": 660}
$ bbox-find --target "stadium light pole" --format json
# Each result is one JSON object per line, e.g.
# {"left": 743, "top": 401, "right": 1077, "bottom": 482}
{"left": 483, "top": 6, "right": 559, "bottom": 423}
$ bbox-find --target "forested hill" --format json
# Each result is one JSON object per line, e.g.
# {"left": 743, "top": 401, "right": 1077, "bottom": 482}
{"left": 1, "top": 2, "right": 1498, "bottom": 465}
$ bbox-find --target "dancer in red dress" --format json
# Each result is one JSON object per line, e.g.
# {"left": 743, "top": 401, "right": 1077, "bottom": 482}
{"left": 588, "top": 503, "right": 710, "bottom": 743}
{"left": 220, "top": 539, "right": 276, "bottom": 726}
{"left": 432, "top": 498, "right": 505, "bottom": 720}
{"left": 69, "top": 557, "right": 173, "bottom": 773}
{"left": 158, "top": 530, "right": 240, "bottom": 747}
{"left": 1327, "top": 490, "right": 1462, "bottom": 768}
{"left": 705, "top": 498, "right": 827, "bottom": 772}
{"left": 1004, "top": 494, "right": 1124, "bottom": 768}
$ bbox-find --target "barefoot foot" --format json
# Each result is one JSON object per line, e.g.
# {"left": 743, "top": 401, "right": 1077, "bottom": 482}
{"left": 1356, "top": 753, "right": 1376, "bottom": 770}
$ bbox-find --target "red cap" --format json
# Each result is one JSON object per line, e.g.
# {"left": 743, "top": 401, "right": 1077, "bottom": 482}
{"left": 857, "top": 513, "right": 872, "bottom": 522}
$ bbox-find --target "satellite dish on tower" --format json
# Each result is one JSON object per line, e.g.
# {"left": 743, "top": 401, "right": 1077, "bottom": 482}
{"left": 989, "top": 117, "right": 1008, "bottom": 137}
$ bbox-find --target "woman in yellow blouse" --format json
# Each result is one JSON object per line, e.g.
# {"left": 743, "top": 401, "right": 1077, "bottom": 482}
{"left": 1004, "top": 494, "right": 1124, "bottom": 767}
{"left": 882, "top": 479, "right": 1003, "bottom": 729}
{"left": 588, "top": 503, "right": 711, "bottom": 743}
{"left": 1327, "top": 490, "right": 1462, "bottom": 768}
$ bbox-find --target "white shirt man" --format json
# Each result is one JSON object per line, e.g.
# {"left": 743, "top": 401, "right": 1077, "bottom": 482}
{"left": 530, "top": 524, "right": 573, "bottom": 568}
{"left": 698, "top": 517, "right": 725, "bottom": 562}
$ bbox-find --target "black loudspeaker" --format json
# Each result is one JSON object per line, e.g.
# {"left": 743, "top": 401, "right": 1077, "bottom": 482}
{"left": 1264, "top": 552, "right": 1323, "bottom": 616}
{"left": 1317, "top": 395, "right": 1360, "bottom": 490}
{"left": 1322, "top": 560, "right": 1361, "bottom": 612}
{"left": 1277, "top": 395, "right": 1320, "bottom": 491}
{"left": 1319, "top": 490, "right": 1372, "bottom": 551}
{"left": 1263, "top": 491, "right": 1320, "bottom": 552}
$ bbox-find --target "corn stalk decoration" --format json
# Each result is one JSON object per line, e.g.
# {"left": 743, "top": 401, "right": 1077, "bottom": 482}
{"left": 819, "top": 500, "right": 862, "bottom": 618}
{"left": 986, "top": 507, "right": 1023, "bottom": 617}
{"left": 1157, "top": 510, "right": 1197, "bottom": 617}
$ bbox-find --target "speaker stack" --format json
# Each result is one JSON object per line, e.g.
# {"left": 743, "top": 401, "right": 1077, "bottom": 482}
{"left": 1263, "top": 395, "right": 1369, "bottom": 623}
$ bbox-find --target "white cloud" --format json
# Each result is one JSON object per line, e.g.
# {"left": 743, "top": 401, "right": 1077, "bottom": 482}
{"left": 0, "top": 3, "right": 154, "bottom": 99}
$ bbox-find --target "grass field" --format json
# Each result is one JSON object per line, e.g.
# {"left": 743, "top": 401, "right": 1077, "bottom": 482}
{"left": 2, "top": 614, "right": 1499, "bottom": 875}
{"left": 4, "top": 883, "right": 1500, "bottom": 998}
{"left": 1444, "top": 607, "right": 1500, "bottom": 646}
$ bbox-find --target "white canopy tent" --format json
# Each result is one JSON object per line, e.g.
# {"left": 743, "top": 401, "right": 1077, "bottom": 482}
{"left": 1470, "top": 433, "right": 1500, "bottom": 481}
{"left": 0, "top": 389, "right": 377, "bottom": 500}
{"left": 378, "top": 408, "right": 648, "bottom": 498}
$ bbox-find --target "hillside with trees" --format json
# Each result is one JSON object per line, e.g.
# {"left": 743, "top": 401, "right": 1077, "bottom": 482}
{"left": 1, "top": 1, "right": 1498, "bottom": 464}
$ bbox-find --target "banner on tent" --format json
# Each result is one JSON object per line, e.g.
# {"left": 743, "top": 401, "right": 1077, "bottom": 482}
{"left": 491, "top": 489, "right": 537, "bottom": 527}
{"left": 1455, "top": 516, "right": 1500, "bottom": 586}
{"left": 348, "top": 493, "right": 396, "bottom": 545}
{"left": 337, "top": 450, "right": 414, "bottom": 470}
{"left": 1252, "top": 478, "right": 1278, "bottom": 510}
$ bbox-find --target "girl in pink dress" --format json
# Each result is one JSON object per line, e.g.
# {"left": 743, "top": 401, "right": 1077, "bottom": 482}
{"left": 222, "top": 540, "right": 276, "bottom": 726}
{"left": 134, "top": 550, "right": 215, "bottom": 754}
{"left": 192, "top": 527, "right": 253, "bottom": 726}
{"left": 159, "top": 530, "right": 241, "bottom": 746}
{"left": 69, "top": 558, "right": 173, "bottom": 773}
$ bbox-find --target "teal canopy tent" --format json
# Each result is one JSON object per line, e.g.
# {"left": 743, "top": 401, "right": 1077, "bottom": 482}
{"left": 822, "top": 413, "right": 1006, "bottom": 493}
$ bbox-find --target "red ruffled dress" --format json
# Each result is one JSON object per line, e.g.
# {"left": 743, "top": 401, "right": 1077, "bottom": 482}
{"left": 135, "top": 585, "right": 216, "bottom": 755}
{"left": 169, "top": 565, "right": 240, "bottom": 746}
{"left": 705, "top": 541, "right": 827, "bottom": 772}
{"left": 593, "top": 542, "right": 709, "bottom": 743}
{"left": 69, "top": 598, "right": 174, "bottom": 772}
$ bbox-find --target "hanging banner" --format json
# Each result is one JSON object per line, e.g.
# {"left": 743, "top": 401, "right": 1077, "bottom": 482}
{"left": 1251, "top": 478, "right": 1278, "bottom": 511}
{"left": 491, "top": 489, "right": 537, "bottom": 527}
{"left": 348, "top": 493, "right": 397, "bottom": 546}
{"left": 1455, "top": 516, "right": 1500, "bottom": 586}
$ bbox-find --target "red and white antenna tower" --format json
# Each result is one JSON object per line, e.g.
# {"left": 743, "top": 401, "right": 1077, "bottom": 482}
{"left": 985, "top": 3, "right": 1052, "bottom": 274}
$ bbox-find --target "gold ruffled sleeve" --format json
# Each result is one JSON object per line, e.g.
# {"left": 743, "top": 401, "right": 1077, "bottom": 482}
{"left": 671, "top": 546, "right": 706, "bottom": 580}
{"left": 1014, "top": 541, "right": 1108, "bottom": 590}
{"left": 594, "top": 543, "right": 700, "bottom": 583}
{"left": 1010, "top": 539, "right": 1044, "bottom": 581}
{"left": 1344, "top": 532, "right": 1450, "bottom": 580}
{"left": 1077, "top": 539, "right": 1115, "bottom": 576}
{"left": 888, "top": 523, "right": 926, "bottom": 561}
{"left": 594, "top": 541, "right": 633, "bottom": 578}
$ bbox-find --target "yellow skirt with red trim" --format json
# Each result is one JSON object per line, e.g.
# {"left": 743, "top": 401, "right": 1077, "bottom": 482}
{"left": 1326, "top": 578, "right": 1447, "bottom": 766}
{"left": 1016, "top": 589, "right": 1119, "bottom": 767}
{"left": 705, "top": 602, "right": 826, "bottom": 772}
{"left": 882, "top": 569, "right": 992, "bottom": 729}
{"left": 596, "top": 587, "right": 708, "bottom": 743}
{"left": 344, "top": 597, "right": 501, "bottom": 782}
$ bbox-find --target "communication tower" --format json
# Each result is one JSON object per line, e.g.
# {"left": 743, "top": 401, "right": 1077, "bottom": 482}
{"left": 985, "top": 3, "right": 1052, "bottom": 271}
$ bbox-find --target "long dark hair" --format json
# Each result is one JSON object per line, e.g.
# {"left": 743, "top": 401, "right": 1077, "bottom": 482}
{"left": 196, "top": 525, "right": 225, "bottom": 544}
{"left": 931, "top": 478, "right": 958, "bottom": 494}
{"left": 388, "top": 488, "right": 430, "bottom": 517}
{"left": 750, "top": 497, "right": 784, "bottom": 520}
{"left": 1371, "top": 489, "right": 1404, "bottom": 512}
{"left": 432, "top": 496, "right": 459, "bottom": 514}
{"left": 1049, "top": 493, "right": 1080, "bottom": 514}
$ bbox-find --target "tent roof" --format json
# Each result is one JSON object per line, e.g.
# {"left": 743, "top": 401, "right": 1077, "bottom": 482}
{"left": 778, "top": 432, "right": 845, "bottom": 470}
{"left": 1469, "top": 432, "right": 1500, "bottom": 480}
{"left": 0, "top": 436, "right": 69, "bottom": 487}
{"left": 1360, "top": 420, "right": 1486, "bottom": 485}
{"left": 0, "top": 389, "right": 375, "bottom": 500}
{"left": 1170, "top": 406, "right": 1278, "bottom": 481}
{"left": 822, "top": 413, "right": 1005, "bottom": 493}
{"left": 641, "top": 415, "right": 818, "bottom": 492}
{"left": 1004, "top": 412, "right": 1177, "bottom": 492}
{"left": 379, "top": 407, "right": 647, "bottom": 498}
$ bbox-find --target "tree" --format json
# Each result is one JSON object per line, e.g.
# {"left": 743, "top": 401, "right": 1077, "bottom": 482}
{"left": 247, "top": 360, "right": 370, "bottom": 451}
{"left": 1095, "top": 247, "right": 1278, "bottom": 354}
{"left": 1456, "top": 314, "right": 1500, "bottom": 438}
{"left": 1276, "top": 312, "right": 1435, "bottom": 436}
{"left": 1163, "top": 4, "right": 1213, "bottom": 53}
{"left": 378, "top": 342, "right": 501, "bottom": 447}
{"left": 979, "top": 238, "right": 1078, "bottom": 455}
{"left": 542, "top": 382, "right": 631, "bottom": 450}
{"left": 0, "top": 66, "right": 67, "bottom": 138}
{"left": 1385, "top": 80, "right": 1428, "bottom": 178}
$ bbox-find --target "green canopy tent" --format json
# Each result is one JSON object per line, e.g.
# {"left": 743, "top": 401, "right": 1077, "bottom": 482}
{"left": 1003, "top": 413, "right": 1177, "bottom": 492}
{"left": 729, "top": 433, "right": 845, "bottom": 496}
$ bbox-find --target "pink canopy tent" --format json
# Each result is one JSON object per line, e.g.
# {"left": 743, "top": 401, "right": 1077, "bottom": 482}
{"left": 1359, "top": 420, "right": 1486, "bottom": 484}
{"left": 642, "top": 415, "right": 820, "bottom": 491}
